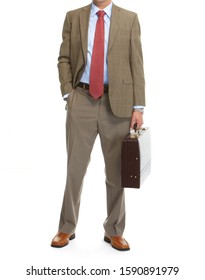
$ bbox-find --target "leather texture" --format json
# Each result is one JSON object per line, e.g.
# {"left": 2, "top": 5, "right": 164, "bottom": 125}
{"left": 104, "top": 234, "right": 130, "bottom": 251}
{"left": 51, "top": 232, "right": 75, "bottom": 248}
{"left": 121, "top": 128, "right": 151, "bottom": 188}
{"left": 78, "top": 82, "right": 108, "bottom": 93}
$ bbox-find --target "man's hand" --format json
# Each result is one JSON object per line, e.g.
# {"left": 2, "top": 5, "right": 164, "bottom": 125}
{"left": 130, "top": 111, "right": 144, "bottom": 130}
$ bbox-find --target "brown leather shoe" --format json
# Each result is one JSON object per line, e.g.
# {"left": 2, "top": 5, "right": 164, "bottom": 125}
{"left": 104, "top": 234, "right": 130, "bottom": 251}
{"left": 51, "top": 232, "right": 75, "bottom": 248}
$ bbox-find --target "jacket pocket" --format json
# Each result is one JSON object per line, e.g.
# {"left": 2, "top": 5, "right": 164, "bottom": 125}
{"left": 65, "top": 89, "right": 75, "bottom": 110}
{"left": 123, "top": 76, "right": 133, "bottom": 85}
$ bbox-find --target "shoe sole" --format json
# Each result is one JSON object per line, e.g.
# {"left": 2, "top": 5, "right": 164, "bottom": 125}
{"left": 51, "top": 233, "right": 76, "bottom": 248}
{"left": 104, "top": 236, "right": 130, "bottom": 251}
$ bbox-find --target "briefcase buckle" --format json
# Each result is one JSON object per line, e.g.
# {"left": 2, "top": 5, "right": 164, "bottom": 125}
{"left": 130, "top": 127, "right": 147, "bottom": 138}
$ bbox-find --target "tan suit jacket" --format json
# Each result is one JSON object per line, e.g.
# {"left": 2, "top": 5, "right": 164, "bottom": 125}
{"left": 58, "top": 4, "right": 145, "bottom": 117}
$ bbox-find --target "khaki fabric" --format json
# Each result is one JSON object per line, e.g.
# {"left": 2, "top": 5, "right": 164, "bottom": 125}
{"left": 58, "top": 4, "right": 145, "bottom": 118}
{"left": 57, "top": 3, "right": 146, "bottom": 236}
{"left": 59, "top": 88, "right": 131, "bottom": 235}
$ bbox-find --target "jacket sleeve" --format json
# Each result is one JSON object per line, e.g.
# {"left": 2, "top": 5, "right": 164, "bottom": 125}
{"left": 57, "top": 13, "right": 74, "bottom": 97}
{"left": 130, "top": 14, "right": 146, "bottom": 106}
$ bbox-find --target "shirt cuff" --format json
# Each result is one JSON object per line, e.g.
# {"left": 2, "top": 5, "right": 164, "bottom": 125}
{"left": 133, "top": 106, "right": 144, "bottom": 113}
{"left": 133, "top": 105, "right": 145, "bottom": 109}
{"left": 63, "top": 93, "right": 69, "bottom": 100}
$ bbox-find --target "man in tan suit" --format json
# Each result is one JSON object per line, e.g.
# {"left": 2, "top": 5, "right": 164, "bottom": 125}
{"left": 51, "top": 0, "right": 145, "bottom": 251}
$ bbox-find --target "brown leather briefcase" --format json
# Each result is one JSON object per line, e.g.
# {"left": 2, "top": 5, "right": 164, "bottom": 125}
{"left": 121, "top": 127, "right": 151, "bottom": 188}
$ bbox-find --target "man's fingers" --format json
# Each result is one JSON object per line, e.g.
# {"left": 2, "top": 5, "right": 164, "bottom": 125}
{"left": 130, "top": 111, "right": 144, "bottom": 130}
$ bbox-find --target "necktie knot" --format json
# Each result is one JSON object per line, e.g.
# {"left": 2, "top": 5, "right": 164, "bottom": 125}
{"left": 97, "top": 10, "right": 105, "bottom": 18}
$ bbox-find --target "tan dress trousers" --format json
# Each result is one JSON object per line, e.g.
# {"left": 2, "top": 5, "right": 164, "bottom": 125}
{"left": 58, "top": 87, "right": 131, "bottom": 236}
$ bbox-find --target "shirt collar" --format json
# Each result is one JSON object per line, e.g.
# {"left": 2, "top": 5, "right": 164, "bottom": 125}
{"left": 91, "top": 2, "right": 113, "bottom": 18}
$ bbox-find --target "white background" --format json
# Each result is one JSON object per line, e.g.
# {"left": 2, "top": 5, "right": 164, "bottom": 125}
{"left": 0, "top": 0, "right": 205, "bottom": 279}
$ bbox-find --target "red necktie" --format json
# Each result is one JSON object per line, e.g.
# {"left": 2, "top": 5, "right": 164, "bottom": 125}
{"left": 89, "top": 11, "right": 105, "bottom": 99}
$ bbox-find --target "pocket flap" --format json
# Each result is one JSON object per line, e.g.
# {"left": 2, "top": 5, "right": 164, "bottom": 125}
{"left": 123, "top": 76, "right": 133, "bottom": 84}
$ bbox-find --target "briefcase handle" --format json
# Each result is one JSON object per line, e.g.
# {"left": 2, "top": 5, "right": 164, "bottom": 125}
{"left": 130, "top": 123, "right": 147, "bottom": 138}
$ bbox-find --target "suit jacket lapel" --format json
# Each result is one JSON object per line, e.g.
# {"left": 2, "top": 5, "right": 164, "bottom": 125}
{"left": 80, "top": 4, "right": 91, "bottom": 62}
{"left": 108, "top": 4, "right": 122, "bottom": 54}
{"left": 79, "top": 4, "right": 122, "bottom": 59}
